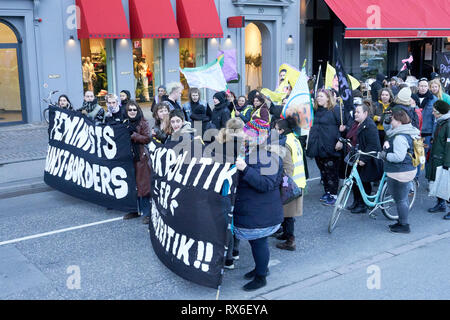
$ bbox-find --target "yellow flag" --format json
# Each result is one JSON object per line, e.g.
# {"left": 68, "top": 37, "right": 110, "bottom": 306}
{"left": 261, "top": 64, "right": 301, "bottom": 104}
{"left": 325, "top": 62, "right": 360, "bottom": 91}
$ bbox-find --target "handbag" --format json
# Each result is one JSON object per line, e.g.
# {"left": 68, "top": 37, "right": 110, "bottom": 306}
{"left": 429, "top": 166, "right": 450, "bottom": 201}
{"left": 280, "top": 174, "right": 303, "bottom": 205}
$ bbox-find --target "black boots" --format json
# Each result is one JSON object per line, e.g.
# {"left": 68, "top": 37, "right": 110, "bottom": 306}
{"left": 123, "top": 212, "right": 140, "bottom": 219}
{"left": 276, "top": 236, "right": 296, "bottom": 251}
{"left": 243, "top": 275, "right": 267, "bottom": 291}
{"left": 389, "top": 222, "right": 410, "bottom": 234}
{"left": 244, "top": 268, "right": 270, "bottom": 280}
{"left": 428, "top": 198, "right": 447, "bottom": 213}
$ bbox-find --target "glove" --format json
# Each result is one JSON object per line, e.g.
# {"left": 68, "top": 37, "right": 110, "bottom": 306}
{"left": 378, "top": 151, "right": 387, "bottom": 161}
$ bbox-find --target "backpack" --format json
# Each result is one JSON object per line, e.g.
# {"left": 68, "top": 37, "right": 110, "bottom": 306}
{"left": 408, "top": 136, "right": 425, "bottom": 170}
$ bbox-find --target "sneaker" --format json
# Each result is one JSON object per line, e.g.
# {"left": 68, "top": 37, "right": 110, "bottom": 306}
{"left": 232, "top": 250, "right": 240, "bottom": 260}
{"left": 243, "top": 275, "right": 267, "bottom": 291}
{"left": 389, "top": 223, "right": 410, "bottom": 234}
{"left": 244, "top": 268, "right": 270, "bottom": 280}
{"left": 123, "top": 212, "right": 140, "bottom": 220}
{"left": 224, "top": 259, "right": 235, "bottom": 270}
{"left": 323, "top": 194, "right": 337, "bottom": 206}
{"left": 142, "top": 216, "right": 150, "bottom": 224}
{"left": 320, "top": 193, "right": 329, "bottom": 202}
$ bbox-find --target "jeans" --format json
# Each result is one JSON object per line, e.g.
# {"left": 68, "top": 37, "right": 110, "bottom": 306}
{"left": 281, "top": 217, "right": 295, "bottom": 238}
{"left": 138, "top": 196, "right": 150, "bottom": 217}
{"left": 386, "top": 177, "right": 411, "bottom": 225}
{"left": 248, "top": 237, "right": 270, "bottom": 277}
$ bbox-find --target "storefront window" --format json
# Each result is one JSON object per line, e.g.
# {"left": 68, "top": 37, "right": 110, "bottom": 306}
{"left": 0, "top": 22, "right": 24, "bottom": 123}
{"left": 360, "top": 39, "right": 388, "bottom": 79}
{"left": 179, "top": 39, "right": 206, "bottom": 102}
{"left": 80, "top": 39, "right": 108, "bottom": 101}
{"left": 132, "top": 39, "right": 163, "bottom": 105}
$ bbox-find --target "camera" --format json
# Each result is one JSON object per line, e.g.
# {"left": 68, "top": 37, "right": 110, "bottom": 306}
{"left": 384, "top": 113, "right": 392, "bottom": 124}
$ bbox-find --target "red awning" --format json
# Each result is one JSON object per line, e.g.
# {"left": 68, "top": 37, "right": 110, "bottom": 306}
{"left": 129, "top": 0, "right": 179, "bottom": 39}
{"left": 324, "top": 0, "right": 450, "bottom": 39}
{"left": 76, "top": 0, "right": 130, "bottom": 39}
{"left": 176, "top": 0, "right": 223, "bottom": 38}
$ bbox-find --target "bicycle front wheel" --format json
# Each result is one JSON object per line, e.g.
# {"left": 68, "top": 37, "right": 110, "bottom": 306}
{"left": 380, "top": 178, "right": 418, "bottom": 220}
{"left": 43, "top": 108, "right": 50, "bottom": 124}
{"left": 328, "top": 183, "right": 351, "bottom": 233}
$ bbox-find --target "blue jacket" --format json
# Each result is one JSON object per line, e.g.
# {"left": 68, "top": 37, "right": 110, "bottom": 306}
{"left": 233, "top": 143, "right": 284, "bottom": 229}
{"left": 412, "top": 92, "right": 438, "bottom": 135}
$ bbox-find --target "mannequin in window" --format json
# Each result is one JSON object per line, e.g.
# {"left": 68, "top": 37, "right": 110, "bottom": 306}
{"left": 138, "top": 56, "right": 150, "bottom": 102}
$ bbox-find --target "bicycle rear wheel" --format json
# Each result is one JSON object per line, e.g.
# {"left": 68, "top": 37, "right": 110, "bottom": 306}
{"left": 328, "top": 183, "right": 351, "bottom": 233}
{"left": 380, "top": 178, "right": 418, "bottom": 220}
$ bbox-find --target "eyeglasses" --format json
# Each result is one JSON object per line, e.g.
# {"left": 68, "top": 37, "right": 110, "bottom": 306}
{"left": 128, "top": 108, "right": 137, "bottom": 112}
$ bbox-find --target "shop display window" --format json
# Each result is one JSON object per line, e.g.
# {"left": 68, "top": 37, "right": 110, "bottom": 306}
{"left": 80, "top": 39, "right": 108, "bottom": 102}
{"left": 132, "top": 39, "right": 163, "bottom": 105}
{"left": 360, "top": 39, "right": 388, "bottom": 79}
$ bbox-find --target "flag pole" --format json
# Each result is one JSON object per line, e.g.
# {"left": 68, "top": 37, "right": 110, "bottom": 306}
{"left": 315, "top": 63, "right": 322, "bottom": 98}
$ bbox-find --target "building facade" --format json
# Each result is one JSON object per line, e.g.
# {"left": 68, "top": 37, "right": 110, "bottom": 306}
{"left": 0, "top": 0, "right": 300, "bottom": 125}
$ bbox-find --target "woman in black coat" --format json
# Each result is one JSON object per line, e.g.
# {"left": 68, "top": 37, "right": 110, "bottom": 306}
{"left": 211, "top": 91, "right": 231, "bottom": 130}
{"left": 338, "top": 103, "right": 383, "bottom": 213}
{"left": 306, "top": 89, "right": 350, "bottom": 206}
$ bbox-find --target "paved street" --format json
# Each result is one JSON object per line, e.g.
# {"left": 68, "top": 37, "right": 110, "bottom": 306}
{"left": 1, "top": 151, "right": 449, "bottom": 299}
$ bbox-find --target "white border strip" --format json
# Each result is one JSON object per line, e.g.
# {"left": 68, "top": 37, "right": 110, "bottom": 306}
{"left": 0, "top": 217, "right": 123, "bottom": 246}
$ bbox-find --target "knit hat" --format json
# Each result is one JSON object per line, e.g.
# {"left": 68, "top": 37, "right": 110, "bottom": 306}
{"left": 433, "top": 100, "right": 450, "bottom": 114}
{"left": 394, "top": 87, "right": 412, "bottom": 105}
{"left": 243, "top": 119, "right": 270, "bottom": 138}
{"left": 213, "top": 91, "right": 227, "bottom": 105}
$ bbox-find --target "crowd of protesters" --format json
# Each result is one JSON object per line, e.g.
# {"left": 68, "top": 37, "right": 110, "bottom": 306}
{"left": 51, "top": 69, "right": 449, "bottom": 291}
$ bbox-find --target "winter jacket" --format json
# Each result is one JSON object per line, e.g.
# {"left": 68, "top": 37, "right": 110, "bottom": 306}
{"left": 306, "top": 105, "right": 350, "bottom": 158}
{"left": 384, "top": 103, "right": 420, "bottom": 130}
{"left": 233, "top": 142, "right": 284, "bottom": 229}
{"left": 412, "top": 91, "right": 438, "bottom": 135}
{"left": 373, "top": 101, "right": 391, "bottom": 131}
{"left": 182, "top": 100, "right": 210, "bottom": 122}
{"left": 129, "top": 119, "right": 151, "bottom": 197}
{"left": 426, "top": 112, "right": 450, "bottom": 181}
{"left": 190, "top": 112, "right": 216, "bottom": 142}
{"left": 370, "top": 74, "right": 385, "bottom": 102}
{"left": 162, "top": 96, "right": 182, "bottom": 112}
{"left": 383, "top": 123, "right": 421, "bottom": 174}
{"left": 152, "top": 123, "right": 168, "bottom": 144}
{"left": 211, "top": 101, "right": 231, "bottom": 130}
{"left": 344, "top": 118, "right": 383, "bottom": 182}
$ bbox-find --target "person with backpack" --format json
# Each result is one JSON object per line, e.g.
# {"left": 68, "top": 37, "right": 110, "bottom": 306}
{"left": 425, "top": 100, "right": 450, "bottom": 219}
{"left": 378, "top": 109, "right": 421, "bottom": 233}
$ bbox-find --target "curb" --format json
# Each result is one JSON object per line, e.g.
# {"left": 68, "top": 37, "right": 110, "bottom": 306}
{"left": 0, "top": 177, "right": 52, "bottom": 199}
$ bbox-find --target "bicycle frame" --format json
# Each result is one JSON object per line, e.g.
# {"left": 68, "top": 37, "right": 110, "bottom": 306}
{"left": 342, "top": 154, "right": 392, "bottom": 210}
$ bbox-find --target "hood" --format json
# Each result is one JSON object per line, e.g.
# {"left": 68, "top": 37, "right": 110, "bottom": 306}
{"left": 386, "top": 123, "right": 420, "bottom": 139}
{"left": 437, "top": 111, "right": 450, "bottom": 123}
{"left": 376, "top": 73, "right": 386, "bottom": 82}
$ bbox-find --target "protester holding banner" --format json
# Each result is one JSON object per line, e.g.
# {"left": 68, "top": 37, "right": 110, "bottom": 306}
{"left": 165, "top": 109, "right": 197, "bottom": 145}
{"left": 77, "top": 91, "right": 105, "bottom": 125}
{"left": 151, "top": 102, "right": 170, "bottom": 144}
{"left": 57, "top": 94, "right": 74, "bottom": 110}
{"left": 306, "top": 89, "right": 349, "bottom": 206}
{"left": 233, "top": 118, "right": 283, "bottom": 291}
{"left": 425, "top": 100, "right": 450, "bottom": 219}
{"left": 211, "top": 91, "right": 231, "bottom": 130}
{"left": 104, "top": 94, "right": 125, "bottom": 124}
{"left": 231, "top": 95, "right": 253, "bottom": 124}
{"left": 272, "top": 117, "right": 306, "bottom": 251}
{"left": 123, "top": 101, "right": 152, "bottom": 223}
{"left": 163, "top": 82, "right": 183, "bottom": 111}
{"left": 373, "top": 88, "right": 394, "bottom": 145}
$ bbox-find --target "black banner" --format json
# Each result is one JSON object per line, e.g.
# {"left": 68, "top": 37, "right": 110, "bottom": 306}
{"left": 44, "top": 106, "right": 138, "bottom": 212}
{"left": 148, "top": 140, "right": 237, "bottom": 289}
{"left": 437, "top": 52, "right": 450, "bottom": 91}
{"left": 334, "top": 42, "right": 353, "bottom": 114}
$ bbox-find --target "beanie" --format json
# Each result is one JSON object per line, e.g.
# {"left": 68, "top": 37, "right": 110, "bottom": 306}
{"left": 213, "top": 91, "right": 227, "bottom": 105}
{"left": 243, "top": 119, "right": 270, "bottom": 138}
{"left": 434, "top": 100, "right": 450, "bottom": 114}
{"left": 394, "top": 87, "right": 412, "bottom": 105}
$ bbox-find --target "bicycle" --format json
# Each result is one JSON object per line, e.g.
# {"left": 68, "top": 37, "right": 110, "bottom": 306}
{"left": 328, "top": 138, "right": 418, "bottom": 233}
{"left": 42, "top": 90, "right": 59, "bottom": 124}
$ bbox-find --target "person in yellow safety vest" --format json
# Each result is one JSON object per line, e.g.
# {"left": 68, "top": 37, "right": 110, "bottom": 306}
{"left": 231, "top": 95, "right": 253, "bottom": 124}
{"left": 272, "top": 117, "right": 306, "bottom": 251}
{"left": 251, "top": 95, "right": 271, "bottom": 123}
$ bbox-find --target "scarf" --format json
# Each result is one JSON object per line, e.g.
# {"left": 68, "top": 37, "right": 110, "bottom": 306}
{"left": 127, "top": 114, "right": 143, "bottom": 162}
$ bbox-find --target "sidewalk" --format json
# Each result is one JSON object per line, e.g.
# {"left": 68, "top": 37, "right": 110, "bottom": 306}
{"left": 0, "top": 123, "right": 50, "bottom": 199}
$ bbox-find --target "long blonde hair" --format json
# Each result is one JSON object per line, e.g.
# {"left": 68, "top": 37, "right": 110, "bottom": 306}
{"left": 429, "top": 78, "right": 443, "bottom": 100}
{"left": 314, "top": 89, "right": 336, "bottom": 111}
